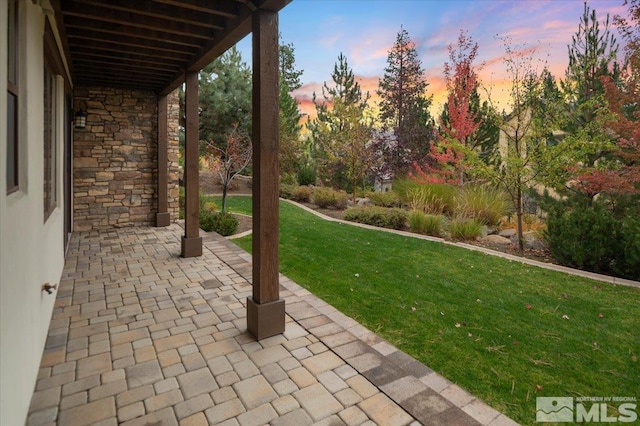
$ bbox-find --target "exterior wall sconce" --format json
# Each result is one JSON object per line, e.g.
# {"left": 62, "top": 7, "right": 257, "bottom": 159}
{"left": 74, "top": 109, "right": 87, "bottom": 129}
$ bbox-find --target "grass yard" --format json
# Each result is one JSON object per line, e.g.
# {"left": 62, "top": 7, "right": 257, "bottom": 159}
{"left": 220, "top": 196, "right": 639, "bottom": 425}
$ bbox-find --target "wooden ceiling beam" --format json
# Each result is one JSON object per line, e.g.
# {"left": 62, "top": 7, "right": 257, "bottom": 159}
{"left": 72, "top": 48, "right": 182, "bottom": 68}
{"left": 72, "top": 57, "right": 179, "bottom": 73}
{"left": 74, "top": 65, "right": 171, "bottom": 82}
{"left": 62, "top": 3, "right": 213, "bottom": 40}
{"left": 64, "top": 18, "right": 203, "bottom": 49}
{"left": 72, "top": 0, "right": 225, "bottom": 30}
{"left": 67, "top": 36, "right": 193, "bottom": 60}
{"left": 152, "top": 0, "right": 240, "bottom": 19}
{"left": 74, "top": 49, "right": 181, "bottom": 70}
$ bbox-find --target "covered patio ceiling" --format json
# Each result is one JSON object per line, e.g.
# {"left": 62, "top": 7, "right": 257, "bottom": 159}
{"left": 52, "top": 0, "right": 290, "bottom": 94}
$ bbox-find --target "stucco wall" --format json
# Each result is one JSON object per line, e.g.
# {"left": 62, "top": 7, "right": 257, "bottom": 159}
{"left": 0, "top": 2, "right": 67, "bottom": 425}
{"left": 73, "top": 87, "right": 180, "bottom": 231}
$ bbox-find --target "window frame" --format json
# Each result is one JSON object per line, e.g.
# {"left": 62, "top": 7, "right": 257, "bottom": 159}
{"left": 6, "top": 0, "right": 19, "bottom": 194}
{"left": 43, "top": 62, "right": 56, "bottom": 220}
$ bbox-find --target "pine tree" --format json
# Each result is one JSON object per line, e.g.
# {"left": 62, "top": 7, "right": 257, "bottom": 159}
{"left": 377, "top": 27, "right": 433, "bottom": 176}
{"left": 307, "top": 53, "right": 371, "bottom": 189}
{"left": 198, "top": 46, "right": 252, "bottom": 154}
{"left": 563, "top": 3, "right": 619, "bottom": 127}
{"left": 279, "top": 39, "right": 304, "bottom": 179}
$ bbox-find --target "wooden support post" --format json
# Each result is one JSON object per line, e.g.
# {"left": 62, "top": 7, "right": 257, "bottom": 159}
{"left": 156, "top": 94, "right": 170, "bottom": 227}
{"left": 247, "top": 9, "right": 285, "bottom": 340}
{"left": 181, "top": 70, "right": 202, "bottom": 257}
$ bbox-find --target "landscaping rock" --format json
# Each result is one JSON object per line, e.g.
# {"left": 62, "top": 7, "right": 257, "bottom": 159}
{"left": 498, "top": 228, "right": 517, "bottom": 238}
{"left": 357, "top": 198, "right": 372, "bottom": 206}
{"left": 477, "top": 235, "right": 512, "bottom": 246}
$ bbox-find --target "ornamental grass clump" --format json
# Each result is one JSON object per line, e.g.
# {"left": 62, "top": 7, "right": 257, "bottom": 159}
{"left": 407, "top": 184, "right": 457, "bottom": 215}
{"left": 449, "top": 216, "right": 483, "bottom": 240}
{"left": 366, "top": 190, "right": 401, "bottom": 207}
{"left": 456, "top": 185, "right": 512, "bottom": 226}
{"left": 408, "top": 210, "right": 444, "bottom": 237}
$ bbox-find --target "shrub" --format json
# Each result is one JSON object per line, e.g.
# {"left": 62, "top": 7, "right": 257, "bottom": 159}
{"left": 297, "top": 165, "right": 317, "bottom": 186}
{"left": 291, "top": 186, "right": 312, "bottom": 202}
{"left": 408, "top": 210, "right": 444, "bottom": 237}
{"left": 200, "top": 212, "right": 238, "bottom": 236}
{"left": 279, "top": 184, "right": 295, "bottom": 200}
{"left": 280, "top": 173, "right": 297, "bottom": 185}
{"left": 545, "top": 201, "right": 620, "bottom": 276}
{"left": 449, "top": 217, "right": 483, "bottom": 240}
{"left": 614, "top": 215, "right": 640, "bottom": 280}
{"left": 408, "top": 184, "right": 457, "bottom": 215}
{"left": 344, "top": 206, "right": 408, "bottom": 230}
{"left": 312, "top": 187, "right": 348, "bottom": 209}
{"left": 366, "top": 191, "right": 401, "bottom": 207}
{"left": 202, "top": 201, "right": 217, "bottom": 215}
{"left": 456, "top": 185, "right": 512, "bottom": 226}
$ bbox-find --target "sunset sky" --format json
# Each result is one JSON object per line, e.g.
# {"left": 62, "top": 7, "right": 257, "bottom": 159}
{"left": 237, "top": 0, "right": 628, "bottom": 120}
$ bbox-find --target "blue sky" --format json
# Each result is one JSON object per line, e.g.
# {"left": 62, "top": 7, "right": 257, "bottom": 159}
{"left": 237, "top": 0, "right": 628, "bottom": 115}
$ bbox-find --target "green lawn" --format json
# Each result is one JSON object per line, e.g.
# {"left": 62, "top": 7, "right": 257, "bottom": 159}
{"left": 220, "top": 196, "right": 639, "bottom": 425}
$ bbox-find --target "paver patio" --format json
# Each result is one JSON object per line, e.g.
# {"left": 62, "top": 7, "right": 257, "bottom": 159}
{"left": 26, "top": 224, "right": 517, "bottom": 425}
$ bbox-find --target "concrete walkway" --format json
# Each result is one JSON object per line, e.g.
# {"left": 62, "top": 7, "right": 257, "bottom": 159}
{"left": 27, "top": 225, "right": 517, "bottom": 426}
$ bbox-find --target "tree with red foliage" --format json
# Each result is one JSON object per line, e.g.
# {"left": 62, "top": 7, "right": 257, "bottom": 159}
{"left": 206, "top": 125, "right": 252, "bottom": 213}
{"left": 412, "top": 30, "right": 481, "bottom": 186}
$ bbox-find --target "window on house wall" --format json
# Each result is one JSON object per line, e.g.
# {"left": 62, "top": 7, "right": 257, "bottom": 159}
{"left": 43, "top": 63, "right": 57, "bottom": 219}
{"left": 6, "top": 0, "right": 19, "bottom": 194}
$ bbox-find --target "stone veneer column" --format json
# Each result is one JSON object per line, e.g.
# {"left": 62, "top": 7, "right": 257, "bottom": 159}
{"left": 156, "top": 94, "right": 170, "bottom": 227}
{"left": 73, "top": 87, "right": 160, "bottom": 231}
{"left": 166, "top": 89, "right": 180, "bottom": 222}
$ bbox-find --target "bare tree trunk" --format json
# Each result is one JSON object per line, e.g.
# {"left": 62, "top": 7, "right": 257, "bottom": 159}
{"left": 222, "top": 182, "right": 228, "bottom": 213}
{"left": 516, "top": 184, "right": 524, "bottom": 253}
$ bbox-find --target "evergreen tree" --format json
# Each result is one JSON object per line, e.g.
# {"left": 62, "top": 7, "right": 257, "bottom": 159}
{"left": 377, "top": 28, "right": 434, "bottom": 176}
{"left": 563, "top": 2, "right": 619, "bottom": 127}
{"left": 198, "top": 46, "right": 252, "bottom": 154}
{"left": 307, "top": 53, "right": 371, "bottom": 189}
{"left": 278, "top": 39, "right": 305, "bottom": 179}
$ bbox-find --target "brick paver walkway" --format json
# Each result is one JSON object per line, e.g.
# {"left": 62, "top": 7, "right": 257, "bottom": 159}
{"left": 26, "top": 225, "right": 517, "bottom": 425}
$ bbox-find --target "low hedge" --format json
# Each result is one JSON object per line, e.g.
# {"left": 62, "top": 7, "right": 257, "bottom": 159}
{"left": 344, "top": 206, "right": 407, "bottom": 230}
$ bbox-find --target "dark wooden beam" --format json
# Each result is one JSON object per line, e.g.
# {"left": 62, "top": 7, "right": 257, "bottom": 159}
{"left": 72, "top": 50, "right": 180, "bottom": 69}
{"left": 66, "top": 32, "right": 196, "bottom": 56}
{"left": 157, "top": 94, "right": 170, "bottom": 227}
{"left": 247, "top": 9, "right": 284, "bottom": 340}
{"left": 62, "top": 3, "right": 214, "bottom": 39}
{"left": 153, "top": 0, "right": 240, "bottom": 19}
{"left": 160, "top": 0, "right": 291, "bottom": 95}
{"left": 181, "top": 71, "right": 202, "bottom": 257}
{"left": 68, "top": 39, "right": 191, "bottom": 62}
{"left": 73, "top": 0, "right": 225, "bottom": 30}
{"left": 64, "top": 18, "right": 203, "bottom": 49}
{"left": 72, "top": 57, "right": 178, "bottom": 73}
